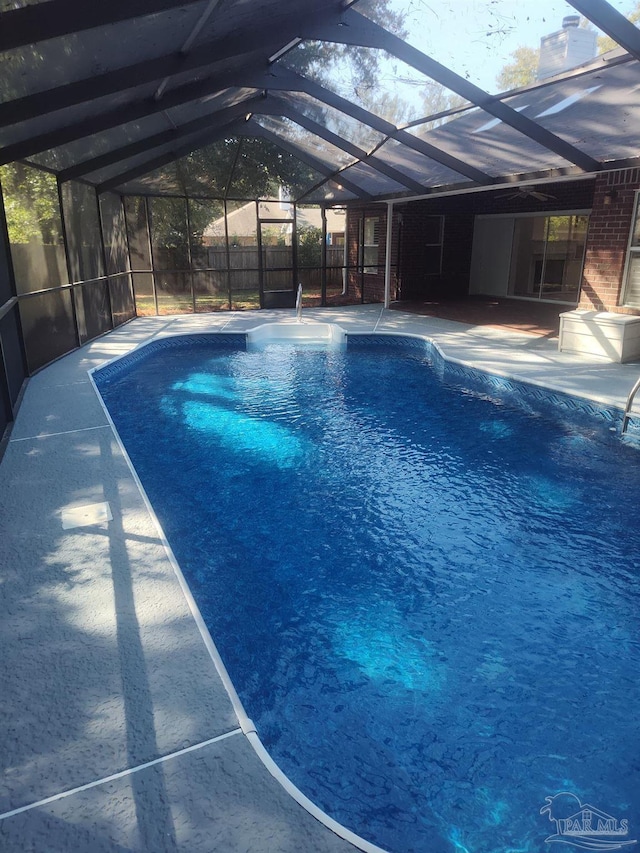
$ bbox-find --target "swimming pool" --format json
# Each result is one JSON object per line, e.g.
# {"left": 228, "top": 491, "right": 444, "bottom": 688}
{"left": 94, "top": 334, "right": 640, "bottom": 853}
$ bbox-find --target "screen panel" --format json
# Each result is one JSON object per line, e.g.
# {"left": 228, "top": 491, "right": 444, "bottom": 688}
{"left": 109, "top": 273, "right": 136, "bottom": 326}
{"left": 0, "top": 188, "right": 15, "bottom": 306}
{"left": 155, "top": 271, "right": 193, "bottom": 314}
{"left": 100, "top": 193, "right": 131, "bottom": 275}
{"left": 230, "top": 269, "right": 259, "bottom": 310}
{"left": 148, "top": 197, "right": 189, "bottom": 271}
{"left": 132, "top": 272, "right": 155, "bottom": 315}
{"left": 189, "top": 198, "right": 224, "bottom": 270}
{"left": 0, "top": 163, "right": 68, "bottom": 295}
{"left": 0, "top": 305, "right": 26, "bottom": 404}
{"left": 75, "top": 280, "right": 112, "bottom": 344}
{"left": 19, "top": 289, "right": 77, "bottom": 372}
{"left": 194, "top": 270, "right": 229, "bottom": 312}
{"left": 124, "top": 196, "right": 152, "bottom": 270}
{"left": 60, "top": 181, "right": 105, "bottom": 283}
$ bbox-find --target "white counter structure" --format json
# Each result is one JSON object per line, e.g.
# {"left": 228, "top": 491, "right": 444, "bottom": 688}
{"left": 559, "top": 310, "right": 640, "bottom": 363}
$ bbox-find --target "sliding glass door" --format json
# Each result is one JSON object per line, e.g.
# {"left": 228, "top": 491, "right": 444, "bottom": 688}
{"left": 508, "top": 214, "right": 588, "bottom": 302}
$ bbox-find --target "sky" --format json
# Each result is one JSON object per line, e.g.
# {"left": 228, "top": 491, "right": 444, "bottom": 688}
{"left": 358, "top": 0, "right": 638, "bottom": 118}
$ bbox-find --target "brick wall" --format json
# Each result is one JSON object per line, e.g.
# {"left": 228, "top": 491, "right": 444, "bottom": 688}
{"left": 580, "top": 169, "right": 640, "bottom": 314}
{"left": 345, "top": 205, "right": 400, "bottom": 303}
{"left": 398, "top": 206, "right": 474, "bottom": 300}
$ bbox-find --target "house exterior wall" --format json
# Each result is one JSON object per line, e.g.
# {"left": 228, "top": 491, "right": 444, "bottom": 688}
{"left": 345, "top": 205, "right": 400, "bottom": 303}
{"left": 580, "top": 169, "right": 640, "bottom": 315}
{"left": 345, "top": 174, "right": 640, "bottom": 318}
{"left": 345, "top": 180, "right": 596, "bottom": 305}
{"left": 398, "top": 206, "right": 473, "bottom": 301}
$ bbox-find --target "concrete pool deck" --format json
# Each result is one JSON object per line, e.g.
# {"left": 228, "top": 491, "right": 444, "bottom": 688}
{"left": 1, "top": 305, "right": 639, "bottom": 852}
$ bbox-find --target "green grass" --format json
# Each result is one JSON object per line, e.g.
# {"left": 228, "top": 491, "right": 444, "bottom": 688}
{"left": 134, "top": 284, "right": 345, "bottom": 316}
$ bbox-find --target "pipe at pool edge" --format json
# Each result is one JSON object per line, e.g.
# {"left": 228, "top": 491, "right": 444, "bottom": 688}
{"left": 88, "top": 362, "right": 390, "bottom": 853}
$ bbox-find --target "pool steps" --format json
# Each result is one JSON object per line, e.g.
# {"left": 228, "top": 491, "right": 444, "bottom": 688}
{"left": 246, "top": 321, "right": 347, "bottom": 347}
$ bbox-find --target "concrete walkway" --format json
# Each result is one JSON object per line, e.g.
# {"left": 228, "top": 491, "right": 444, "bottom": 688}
{"left": 0, "top": 306, "right": 638, "bottom": 853}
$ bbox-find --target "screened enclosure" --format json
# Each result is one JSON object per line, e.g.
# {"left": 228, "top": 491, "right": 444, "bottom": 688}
{"left": 0, "top": 162, "right": 387, "bottom": 377}
{"left": 1, "top": 0, "right": 640, "bottom": 447}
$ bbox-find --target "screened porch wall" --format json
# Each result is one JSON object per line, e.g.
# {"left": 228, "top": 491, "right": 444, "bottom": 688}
{"left": 0, "top": 165, "right": 136, "bottom": 375}
{"left": 122, "top": 195, "right": 354, "bottom": 316}
{"left": 0, "top": 183, "right": 27, "bottom": 453}
{"left": 0, "top": 160, "right": 358, "bottom": 383}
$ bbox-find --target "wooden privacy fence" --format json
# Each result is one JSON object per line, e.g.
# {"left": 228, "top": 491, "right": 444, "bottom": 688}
{"left": 195, "top": 245, "right": 345, "bottom": 289}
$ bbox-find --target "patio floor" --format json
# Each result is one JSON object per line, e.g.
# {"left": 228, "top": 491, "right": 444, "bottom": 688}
{"left": 390, "top": 296, "right": 565, "bottom": 338}
{"left": 1, "top": 305, "right": 639, "bottom": 852}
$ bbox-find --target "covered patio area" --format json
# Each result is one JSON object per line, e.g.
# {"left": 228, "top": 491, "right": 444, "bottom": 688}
{"left": 391, "top": 296, "right": 564, "bottom": 338}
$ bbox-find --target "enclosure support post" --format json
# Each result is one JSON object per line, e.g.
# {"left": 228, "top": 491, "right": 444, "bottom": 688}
{"left": 185, "top": 196, "right": 196, "bottom": 314}
{"left": 145, "top": 197, "right": 159, "bottom": 316}
{"left": 95, "top": 186, "right": 115, "bottom": 330}
{"left": 223, "top": 199, "right": 232, "bottom": 310}
{"left": 384, "top": 201, "right": 394, "bottom": 309}
{"left": 321, "top": 205, "right": 327, "bottom": 307}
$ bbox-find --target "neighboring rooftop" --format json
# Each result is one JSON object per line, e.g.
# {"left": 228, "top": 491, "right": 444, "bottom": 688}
{"left": 203, "top": 200, "right": 346, "bottom": 241}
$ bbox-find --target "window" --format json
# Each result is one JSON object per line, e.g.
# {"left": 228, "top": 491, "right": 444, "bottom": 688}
{"left": 508, "top": 214, "right": 588, "bottom": 302}
{"left": 622, "top": 192, "right": 640, "bottom": 309}
{"left": 361, "top": 216, "right": 379, "bottom": 274}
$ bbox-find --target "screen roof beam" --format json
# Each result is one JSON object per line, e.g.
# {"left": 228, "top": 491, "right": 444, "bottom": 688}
{"left": 566, "top": 0, "right": 640, "bottom": 61}
{"left": 0, "top": 6, "right": 342, "bottom": 130}
{"left": 0, "top": 0, "right": 205, "bottom": 53}
{"left": 96, "top": 117, "right": 370, "bottom": 200}
{"left": 0, "top": 76, "right": 261, "bottom": 167}
{"left": 248, "top": 67, "right": 493, "bottom": 185}
{"left": 247, "top": 122, "right": 370, "bottom": 199}
{"left": 58, "top": 90, "right": 450, "bottom": 195}
{"left": 257, "top": 98, "right": 430, "bottom": 194}
{"left": 96, "top": 118, "right": 248, "bottom": 193}
{"left": 57, "top": 97, "right": 265, "bottom": 182}
{"left": 306, "top": 8, "right": 601, "bottom": 173}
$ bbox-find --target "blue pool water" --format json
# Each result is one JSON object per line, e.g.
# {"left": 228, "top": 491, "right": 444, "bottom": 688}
{"left": 95, "top": 336, "right": 640, "bottom": 853}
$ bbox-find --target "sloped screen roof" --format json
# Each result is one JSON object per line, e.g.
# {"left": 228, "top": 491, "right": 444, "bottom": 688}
{"left": 1, "top": 0, "right": 640, "bottom": 203}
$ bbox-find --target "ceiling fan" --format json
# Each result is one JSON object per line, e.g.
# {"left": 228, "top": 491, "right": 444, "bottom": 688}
{"left": 502, "top": 187, "right": 557, "bottom": 202}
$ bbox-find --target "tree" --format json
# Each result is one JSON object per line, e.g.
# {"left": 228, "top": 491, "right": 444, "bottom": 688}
{"left": 297, "top": 226, "right": 323, "bottom": 267}
{"left": 598, "top": 2, "right": 640, "bottom": 53}
{"left": 418, "top": 81, "right": 469, "bottom": 127}
{"left": 495, "top": 46, "right": 540, "bottom": 91}
{"left": 285, "top": 0, "right": 407, "bottom": 103}
{"left": 355, "top": 88, "right": 414, "bottom": 128}
{"left": 0, "top": 162, "right": 63, "bottom": 244}
{"left": 107, "top": 0, "right": 408, "bottom": 207}
{"left": 282, "top": 2, "right": 409, "bottom": 135}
